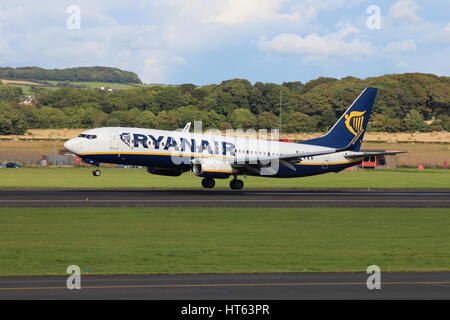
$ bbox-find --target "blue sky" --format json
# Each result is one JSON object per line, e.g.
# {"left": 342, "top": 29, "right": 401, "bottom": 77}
{"left": 0, "top": 0, "right": 449, "bottom": 85}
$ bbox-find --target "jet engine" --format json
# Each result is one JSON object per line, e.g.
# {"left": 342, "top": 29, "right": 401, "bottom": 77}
{"left": 192, "top": 158, "right": 234, "bottom": 179}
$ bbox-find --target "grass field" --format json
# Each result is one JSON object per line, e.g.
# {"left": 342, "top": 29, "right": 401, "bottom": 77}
{"left": 362, "top": 142, "right": 450, "bottom": 167}
{"left": 0, "top": 167, "right": 449, "bottom": 189}
{"left": 43, "top": 80, "right": 138, "bottom": 90}
{"left": 0, "top": 207, "right": 449, "bottom": 276}
{"left": 2, "top": 81, "right": 171, "bottom": 93}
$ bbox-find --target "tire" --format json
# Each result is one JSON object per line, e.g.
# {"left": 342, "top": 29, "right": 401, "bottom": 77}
{"left": 92, "top": 169, "right": 101, "bottom": 177}
{"left": 230, "top": 179, "right": 244, "bottom": 190}
{"left": 201, "top": 177, "right": 215, "bottom": 189}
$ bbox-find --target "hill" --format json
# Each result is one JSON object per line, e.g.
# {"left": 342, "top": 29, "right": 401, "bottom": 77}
{"left": 0, "top": 66, "right": 142, "bottom": 84}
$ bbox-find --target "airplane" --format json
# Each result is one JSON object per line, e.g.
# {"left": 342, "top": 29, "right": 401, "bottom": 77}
{"left": 64, "top": 87, "right": 404, "bottom": 190}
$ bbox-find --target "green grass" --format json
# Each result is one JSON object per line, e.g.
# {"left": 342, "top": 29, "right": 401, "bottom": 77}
{"left": 0, "top": 167, "right": 449, "bottom": 189}
{"left": 3, "top": 80, "right": 174, "bottom": 92}
{"left": 4, "top": 81, "right": 140, "bottom": 91}
{"left": 2, "top": 84, "right": 33, "bottom": 94}
{"left": 0, "top": 207, "right": 449, "bottom": 276}
{"left": 42, "top": 80, "right": 138, "bottom": 90}
{"left": 38, "top": 81, "right": 171, "bottom": 90}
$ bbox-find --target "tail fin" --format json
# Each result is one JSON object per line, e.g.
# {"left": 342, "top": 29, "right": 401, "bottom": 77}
{"left": 302, "top": 87, "right": 378, "bottom": 151}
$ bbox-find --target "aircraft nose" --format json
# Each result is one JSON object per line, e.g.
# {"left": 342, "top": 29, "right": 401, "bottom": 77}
{"left": 64, "top": 139, "right": 81, "bottom": 154}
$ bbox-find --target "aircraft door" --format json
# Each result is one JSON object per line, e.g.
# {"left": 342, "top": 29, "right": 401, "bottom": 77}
{"left": 110, "top": 130, "right": 119, "bottom": 151}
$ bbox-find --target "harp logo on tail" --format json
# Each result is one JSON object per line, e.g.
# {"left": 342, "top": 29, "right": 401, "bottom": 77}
{"left": 344, "top": 110, "right": 366, "bottom": 144}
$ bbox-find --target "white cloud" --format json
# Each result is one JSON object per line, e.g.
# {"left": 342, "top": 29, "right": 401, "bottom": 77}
{"left": 382, "top": 40, "right": 417, "bottom": 69}
{"left": 144, "top": 0, "right": 366, "bottom": 50}
{"left": 206, "top": 0, "right": 297, "bottom": 25}
{"left": 0, "top": 2, "right": 173, "bottom": 82}
{"left": 0, "top": 39, "right": 12, "bottom": 64}
{"left": 1, "top": 0, "right": 449, "bottom": 84}
{"left": 0, "top": 0, "right": 374, "bottom": 83}
{"left": 206, "top": 0, "right": 364, "bottom": 25}
{"left": 257, "top": 26, "right": 372, "bottom": 60}
{"left": 389, "top": 0, "right": 421, "bottom": 23}
{"left": 142, "top": 51, "right": 186, "bottom": 83}
{"left": 150, "top": 0, "right": 309, "bottom": 26}
{"left": 143, "top": 0, "right": 317, "bottom": 51}
{"left": 426, "top": 23, "right": 450, "bottom": 44}
{"left": 384, "top": 40, "right": 417, "bottom": 54}
{"left": 442, "top": 23, "right": 450, "bottom": 42}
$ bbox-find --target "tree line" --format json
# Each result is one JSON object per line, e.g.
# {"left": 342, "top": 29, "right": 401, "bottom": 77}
{"left": 0, "top": 72, "right": 449, "bottom": 135}
{"left": 0, "top": 67, "right": 142, "bottom": 84}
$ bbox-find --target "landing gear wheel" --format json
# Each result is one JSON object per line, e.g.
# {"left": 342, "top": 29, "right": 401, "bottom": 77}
{"left": 230, "top": 179, "right": 244, "bottom": 190}
{"left": 92, "top": 169, "right": 101, "bottom": 177}
{"left": 201, "top": 177, "right": 215, "bottom": 189}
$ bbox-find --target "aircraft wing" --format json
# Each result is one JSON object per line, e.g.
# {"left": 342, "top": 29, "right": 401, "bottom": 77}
{"left": 227, "top": 136, "right": 403, "bottom": 168}
{"left": 230, "top": 148, "right": 337, "bottom": 164}
{"left": 343, "top": 151, "right": 407, "bottom": 159}
{"left": 227, "top": 149, "right": 406, "bottom": 172}
{"left": 228, "top": 148, "right": 339, "bottom": 171}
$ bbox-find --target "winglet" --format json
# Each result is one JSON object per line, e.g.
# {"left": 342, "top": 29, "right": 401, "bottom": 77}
{"left": 182, "top": 122, "right": 191, "bottom": 133}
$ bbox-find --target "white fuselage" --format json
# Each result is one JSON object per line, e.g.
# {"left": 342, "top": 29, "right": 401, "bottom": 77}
{"left": 64, "top": 127, "right": 362, "bottom": 178}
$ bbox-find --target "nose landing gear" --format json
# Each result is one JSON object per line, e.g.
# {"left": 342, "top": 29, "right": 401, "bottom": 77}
{"left": 92, "top": 168, "right": 101, "bottom": 177}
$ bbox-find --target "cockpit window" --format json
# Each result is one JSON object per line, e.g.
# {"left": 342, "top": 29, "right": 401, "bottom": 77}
{"left": 78, "top": 134, "right": 97, "bottom": 139}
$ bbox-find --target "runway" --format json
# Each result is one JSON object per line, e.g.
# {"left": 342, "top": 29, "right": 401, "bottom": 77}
{"left": 0, "top": 189, "right": 448, "bottom": 208}
{"left": 1, "top": 272, "right": 449, "bottom": 300}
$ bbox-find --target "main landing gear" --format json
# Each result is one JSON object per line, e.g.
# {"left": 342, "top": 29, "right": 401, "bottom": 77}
{"left": 200, "top": 176, "right": 245, "bottom": 190}
{"left": 92, "top": 168, "right": 101, "bottom": 177}
{"left": 201, "top": 177, "right": 215, "bottom": 189}
{"left": 230, "top": 177, "right": 244, "bottom": 190}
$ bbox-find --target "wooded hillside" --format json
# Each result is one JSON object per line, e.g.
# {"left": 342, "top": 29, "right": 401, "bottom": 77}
{"left": 0, "top": 72, "right": 449, "bottom": 135}
{"left": 0, "top": 67, "right": 142, "bottom": 84}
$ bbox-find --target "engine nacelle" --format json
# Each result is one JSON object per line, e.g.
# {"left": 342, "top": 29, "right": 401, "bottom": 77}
{"left": 147, "top": 166, "right": 183, "bottom": 176}
{"left": 192, "top": 159, "right": 234, "bottom": 179}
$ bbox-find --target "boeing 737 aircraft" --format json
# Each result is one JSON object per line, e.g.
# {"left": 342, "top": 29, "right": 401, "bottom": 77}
{"left": 64, "top": 87, "right": 403, "bottom": 190}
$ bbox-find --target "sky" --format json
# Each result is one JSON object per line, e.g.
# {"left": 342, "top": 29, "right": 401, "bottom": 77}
{"left": 0, "top": 0, "right": 449, "bottom": 85}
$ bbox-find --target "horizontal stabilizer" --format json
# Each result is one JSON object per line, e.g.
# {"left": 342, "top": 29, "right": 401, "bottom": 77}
{"left": 344, "top": 151, "right": 407, "bottom": 159}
